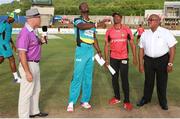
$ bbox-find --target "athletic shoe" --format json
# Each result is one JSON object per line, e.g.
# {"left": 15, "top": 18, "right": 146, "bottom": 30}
{"left": 67, "top": 102, "right": 74, "bottom": 112}
{"left": 123, "top": 102, "right": 133, "bottom": 110}
{"left": 13, "top": 77, "right": 21, "bottom": 83}
{"left": 109, "top": 97, "right": 121, "bottom": 105}
{"left": 81, "top": 102, "right": 91, "bottom": 109}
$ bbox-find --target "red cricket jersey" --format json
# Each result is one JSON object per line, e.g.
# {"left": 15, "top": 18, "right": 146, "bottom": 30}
{"left": 105, "top": 25, "right": 134, "bottom": 59}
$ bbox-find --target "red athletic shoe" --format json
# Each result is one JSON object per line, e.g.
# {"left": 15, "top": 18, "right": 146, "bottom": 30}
{"left": 123, "top": 102, "right": 133, "bottom": 110}
{"left": 109, "top": 97, "right": 120, "bottom": 105}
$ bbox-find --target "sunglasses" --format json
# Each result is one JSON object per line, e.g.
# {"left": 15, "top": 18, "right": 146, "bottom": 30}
{"left": 147, "top": 18, "right": 159, "bottom": 22}
{"left": 34, "top": 16, "right": 41, "bottom": 18}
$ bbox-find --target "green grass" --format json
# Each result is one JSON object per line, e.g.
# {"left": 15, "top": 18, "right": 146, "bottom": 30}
{"left": 0, "top": 35, "right": 180, "bottom": 117}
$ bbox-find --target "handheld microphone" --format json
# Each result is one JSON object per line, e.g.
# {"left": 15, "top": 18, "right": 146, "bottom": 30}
{"left": 41, "top": 26, "right": 48, "bottom": 44}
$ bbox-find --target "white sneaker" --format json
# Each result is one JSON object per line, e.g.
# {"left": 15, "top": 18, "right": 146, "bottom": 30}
{"left": 81, "top": 102, "right": 91, "bottom": 109}
{"left": 14, "top": 77, "right": 21, "bottom": 83}
{"left": 67, "top": 102, "right": 74, "bottom": 112}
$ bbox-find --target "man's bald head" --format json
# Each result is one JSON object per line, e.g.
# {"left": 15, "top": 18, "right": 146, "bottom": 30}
{"left": 148, "top": 14, "right": 161, "bottom": 22}
{"left": 148, "top": 14, "right": 161, "bottom": 31}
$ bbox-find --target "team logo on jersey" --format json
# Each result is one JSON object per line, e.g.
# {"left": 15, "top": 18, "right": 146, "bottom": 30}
{"left": 85, "top": 30, "right": 94, "bottom": 37}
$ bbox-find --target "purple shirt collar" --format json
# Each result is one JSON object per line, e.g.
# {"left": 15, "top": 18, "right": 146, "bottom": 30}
{"left": 25, "top": 23, "right": 33, "bottom": 32}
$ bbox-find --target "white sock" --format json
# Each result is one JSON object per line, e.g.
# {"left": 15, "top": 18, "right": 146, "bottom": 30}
{"left": 13, "top": 72, "right": 18, "bottom": 79}
{"left": 69, "top": 102, "right": 73, "bottom": 106}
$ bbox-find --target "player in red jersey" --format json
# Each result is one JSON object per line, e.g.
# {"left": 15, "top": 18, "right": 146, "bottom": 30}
{"left": 135, "top": 24, "right": 144, "bottom": 45}
{"left": 104, "top": 12, "right": 137, "bottom": 110}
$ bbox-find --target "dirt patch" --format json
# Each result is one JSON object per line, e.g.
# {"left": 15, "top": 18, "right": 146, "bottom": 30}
{"left": 1, "top": 105, "right": 180, "bottom": 118}
{"left": 46, "top": 105, "right": 180, "bottom": 118}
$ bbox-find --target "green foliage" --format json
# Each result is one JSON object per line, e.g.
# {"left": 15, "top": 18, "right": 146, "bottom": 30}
{"left": 52, "top": 0, "right": 165, "bottom": 15}
{"left": 0, "top": 0, "right": 178, "bottom": 15}
{"left": 0, "top": 0, "right": 31, "bottom": 15}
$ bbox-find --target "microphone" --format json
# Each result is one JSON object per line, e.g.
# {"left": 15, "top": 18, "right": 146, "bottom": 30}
{"left": 41, "top": 26, "right": 48, "bottom": 44}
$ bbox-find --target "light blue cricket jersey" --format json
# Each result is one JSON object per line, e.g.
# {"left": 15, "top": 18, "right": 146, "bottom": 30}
{"left": 74, "top": 17, "right": 96, "bottom": 44}
{"left": 0, "top": 21, "right": 12, "bottom": 44}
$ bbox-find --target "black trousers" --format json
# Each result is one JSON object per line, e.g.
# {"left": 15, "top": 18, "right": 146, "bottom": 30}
{"left": 110, "top": 57, "right": 130, "bottom": 103}
{"left": 143, "top": 53, "right": 169, "bottom": 106}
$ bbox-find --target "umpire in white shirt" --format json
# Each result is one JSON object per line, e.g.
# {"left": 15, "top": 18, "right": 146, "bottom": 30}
{"left": 137, "top": 14, "right": 177, "bottom": 110}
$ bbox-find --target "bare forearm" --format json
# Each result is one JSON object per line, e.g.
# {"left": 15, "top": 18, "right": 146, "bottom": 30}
{"left": 139, "top": 48, "right": 144, "bottom": 65}
{"left": 10, "top": 38, "right": 15, "bottom": 46}
{"left": 169, "top": 46, "right": 176, "bottom": 63}
{"left": 130, "top": 41, "right": 137, "bottom": 58}
{"left": 104, "top": 42, "right": 109, "bottom": 61}
{"left": 93, "top": 39, "right": 101, "bottom": 53}
{"left": 77, "top": 23, "right": 95, "bottom": 30}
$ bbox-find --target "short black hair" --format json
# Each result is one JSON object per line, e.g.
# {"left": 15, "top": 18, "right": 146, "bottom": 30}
{"left": 112, "top": 12, "right": 122, "bottom": 18}
{"left": 79, "top": 2, "right": 87, "bottom": 10}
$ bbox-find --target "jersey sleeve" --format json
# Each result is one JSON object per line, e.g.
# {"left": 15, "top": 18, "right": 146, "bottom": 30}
{"left": 166, "top": 30, "right": 178, "bottom": 48}
{"left": 73, "top": 18, "right": 83, "bottom": 26}
{"left": 16, "top": 31, "right": 30, "bottom": 51}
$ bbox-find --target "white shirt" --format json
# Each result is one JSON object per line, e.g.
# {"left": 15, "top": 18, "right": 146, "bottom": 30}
{"left": 139, "top": 26, "right": 178, "bottom": 58}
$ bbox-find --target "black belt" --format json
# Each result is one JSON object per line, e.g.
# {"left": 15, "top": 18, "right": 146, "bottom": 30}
{"left": 145, "top": 53, "right": 169, "bottom": 60}
{"left": 27, "top": 60, "right": 40, "bottom": 63}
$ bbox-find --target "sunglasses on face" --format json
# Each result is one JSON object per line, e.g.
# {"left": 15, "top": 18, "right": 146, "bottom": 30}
{"left": 147, "top": 18, "right": 159, "bottom": 22}
{"left": 34, "top": 16, "right": 41, "bottom": 18}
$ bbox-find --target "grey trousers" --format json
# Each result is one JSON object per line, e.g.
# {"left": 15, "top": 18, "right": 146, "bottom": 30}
{"left": 18, "top": 62, "right": 41, "bottom": 118}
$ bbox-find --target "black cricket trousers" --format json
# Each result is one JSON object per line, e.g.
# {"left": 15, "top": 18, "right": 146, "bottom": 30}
{"left": 143, "top": 53, "right": 169, "bottom": 106}
{"left": 110, "top": 57, "right": 130, "bottom": 103}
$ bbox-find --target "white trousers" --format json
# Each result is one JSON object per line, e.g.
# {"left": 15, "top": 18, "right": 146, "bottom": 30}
{"left": 18, "top": 62, "right": 41, "bottom": 118}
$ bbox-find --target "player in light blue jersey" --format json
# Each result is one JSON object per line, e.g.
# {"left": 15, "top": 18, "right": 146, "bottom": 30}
{"left": 0, "top": 12, "right": 21, "bottom": 83}
{"left": 67, "top": 2, "right": 106, "bottom": 112}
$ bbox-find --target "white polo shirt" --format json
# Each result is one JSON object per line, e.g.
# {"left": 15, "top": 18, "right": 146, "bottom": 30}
{"left": 138, "top": 26, "right": 178, "bottom": 58}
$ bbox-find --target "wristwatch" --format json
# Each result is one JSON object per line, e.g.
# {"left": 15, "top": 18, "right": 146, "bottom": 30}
{"left": 168, "top": 63, "right": 173, "bottom": 67}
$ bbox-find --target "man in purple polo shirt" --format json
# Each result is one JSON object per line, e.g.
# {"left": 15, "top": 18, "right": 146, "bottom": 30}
{"left": 16, "top": 8, "right": 48, "bottom": 118}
